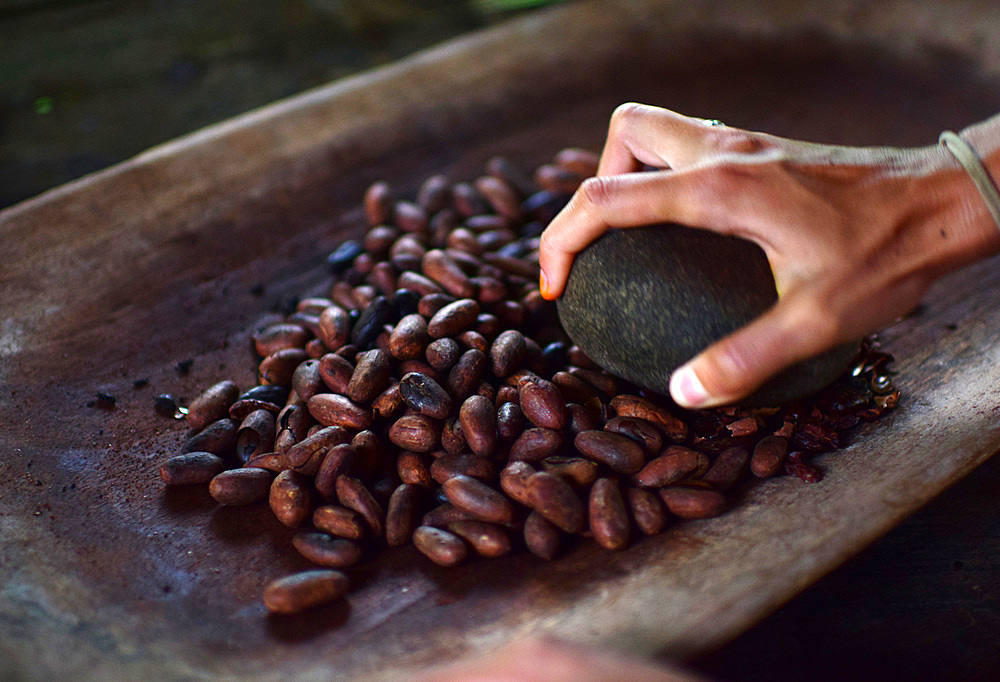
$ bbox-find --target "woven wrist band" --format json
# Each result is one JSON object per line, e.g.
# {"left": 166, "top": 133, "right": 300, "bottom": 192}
{"left": 939, "top": 130, "right": 1000, "bottom": 231}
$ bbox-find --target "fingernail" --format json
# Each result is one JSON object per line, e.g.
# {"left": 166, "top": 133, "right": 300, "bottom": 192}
{"left": 670, "top": 364, "right": 710, "bottom": 408}
{"left": 539, "top": 269, "right": 552, "bottom": 300}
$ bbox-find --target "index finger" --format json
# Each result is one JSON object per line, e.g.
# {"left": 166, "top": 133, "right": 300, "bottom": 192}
{"left": 538, "top": 168, "right": 727, "bottom": 300}
{"left": 597, "top": 103, "right": 726, "bottom": 177}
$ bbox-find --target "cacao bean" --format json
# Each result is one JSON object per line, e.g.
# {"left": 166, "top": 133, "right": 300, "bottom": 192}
{"left": 459, "top": 395, "right": 496, "bottom": 457}
{"left": 263, "top": 570, "right": 349, "bottom": 615}
{"left": 386, "top": 483, "right": 423, "bottom": 547}
{"left": 399, "top": 372, "right": 452, "bottom": 420}
{"left": 589, "top": 478, "right": 629, "bottom": 550}
{"left": 292, "top": 533, "right": 362, "bottom": 568}
{"left": 526, "top": 471, "right": 584, "bottom": 533}
{"left": 442, "top": 475, "right": 514, "bottom": 525}
{"left": 574, "top": 430, "right": 645, "bottom": 475}
{"left": 335, "top": 476, "right": 384, "bottom": 537}
{"left": 159, "top": 452, "right": 224, "bottom": 485}
{"left": 186, "top": 380, "right": 240, "bottom": 431}
{"left": 447, "top": 520, "right": 511, "bottom": 558}
{"left": 388, "top": 414, "right": 440, "bottom": 453}
{"left": 412, "top": 526, "right": 467, "bottom": 567}
{"left": 209, "top": 468, "right": 273, "bottom": 506}
{"left": 313, "top": 505, "right": 366, "bottom": 540}
{"left": 269, "top": 470, "right": 314, "bottom": 528}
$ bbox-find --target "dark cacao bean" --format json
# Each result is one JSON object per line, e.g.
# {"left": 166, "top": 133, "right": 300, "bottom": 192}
{"left": 422, "top": 503, "right": 478, "bottom": 528}
{"left": 417, "top": 174, "right": 452, "bottom": 214}
{"left": 351, "top": 295, "right": 392, "bottom": 349}
{"left": 291, "top": 359, "right": 324, "bottom": 401}
{"left": 702, "top": 446, "right": 750, "bottom": 492}
{"left": 541, "top": 455, "right": 598, "bottom": 487}
{"left": 335, "top": 476, "right": 384, "bottom": 537}
{"left": 346, "top": 349, "right": 391, "bottom": 404}
{"left": 159, "top": 452, "right": 224, "bottom": 485}
{"left": 573, "top": 430, "right": 645, "bottom": 475}
{"left": 603, "top": 416, "right": 663, "bottom": 455}
{"left": 318, "top": 305, "right": 351, "bottom": 351}
{"left": 430, "top": 453, "right": 495, "bottom": 485}
{"left": 610, "top": 395, "right": 688, "bottom": 442}
{"left": 372, "top": 382, "right": 405, "bottom": 419}
{"left": 259, "top": 348, "right": 309, "bottom": 386}
{"left": 496, "top": 401, "right": 525, "bottom": 440}
{"left": 263, "top": 569, "right": 350, "bottom": 615}
{"left": 589, "top": 477, "right": 629, "bottom": 550}
{"left": 526, "top": 471, "right": 585, "bottom": 533}
{"left": 426, "top": 337, "right": 461, "bottom": 371}
{"left": 399, "top": 372, "right": 452, "bottom": 420}
{"left": 446, "top": 348, "right": 486, "bottom": 401}
{"left": 313, "top": 505, "right": 366, "bottom": 540}
{"left": 236, "top": 409, "right": 276, "bottom": 463}
{"left": 751, "top": 435, "right": 789, "bottom": 478}
{"left": 292, "top": 533, "right": 362, "bottom": 568}
{"left": 253, "top": 324, "right": 310, "bottom": 358}
{"left": 518, "top": 377, "right": 567, "bottom": 430}
{"left": 209, "top": 468, "right": 273, "bottom": 506}
{"left": 388, "top": 314, "right": 431, "bottom": 360}
{"left": 269, "top": 470, "right": 314, "bottom": 528}
{"left": 499, "top": 461, "right": 535, "bottom": 506}
{"left": 314, "top": 443, "right": 357, "bottom": 500}
{"left": 659, "top": 486, "right": 727, "bottom": 519}
{"left": 524, "top": 511, "right": 560, "bottom": 560}
{"left": 412, "top": 525, "right": 467, "bottom": 567}
{"left": 307, "top": 394, "right": 373, "bottom": 430}
{"left": 422, "top": 249, "right": 476, "bottom": 299}
{"left": 318, "top": 353, "right": 354, "bottom": 394}
{"left": 633, "top": 445, "right": 709, "bottom": 487}
{"left": 386, "top": 483, "right": 423, "bottom": 547}
{"left": 459, "top": 395, "right": 496, "bottom": 457}
{"left": 388, "top": 414, "right": 440, "bottom": 453}
{"left": 363, "top": 181, "right": 393, "bottom": 226}
{"left": 626, "top": 487, "right": 667, "bottom": 536}
{"left": 427, "top": 298, "right": 480, "bottom": 338}
{"left": 447, "top": 520, "right": 511, "bottom": 558}
{"left": 398, "top": 451, "right": 433, "bottom": 487}
{"left": 510, "top": 427, "right": 562, "bottom": 462}
{"left": 489, "top": 329, "right": 527, "bottom": 378}
{"left": 182, "top": 418, "right": 238, "bottom": 457}
{"left": 186, "top": 380, "right": 240, "bottom": 431}
{"left": 443, "top": 475, "right": 514, "bottom": 525}
{"left": 285, "top": 425, "right": 349, "bottom": 470}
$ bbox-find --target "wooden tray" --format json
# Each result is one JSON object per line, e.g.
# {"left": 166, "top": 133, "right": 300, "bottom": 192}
{"left": 2, "top": 0, "right": 999, "bottom": 679}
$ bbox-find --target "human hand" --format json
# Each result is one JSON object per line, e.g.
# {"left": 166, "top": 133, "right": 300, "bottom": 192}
{"left": 539, "top": 104, "right": 1000, "bottom": 408}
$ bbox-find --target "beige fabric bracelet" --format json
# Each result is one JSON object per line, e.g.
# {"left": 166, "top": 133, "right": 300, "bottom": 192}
{"left": 939, "top": 130, "right": 1000, "bottom": 231}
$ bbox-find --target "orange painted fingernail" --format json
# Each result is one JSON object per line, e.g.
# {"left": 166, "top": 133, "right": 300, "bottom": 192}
{"left": 539, "top": 269, "right": 552, "bottom": 300}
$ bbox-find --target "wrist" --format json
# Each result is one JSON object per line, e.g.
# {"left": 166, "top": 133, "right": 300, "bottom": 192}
{"left": 900, "top": 137, "right": 1000, "bottom": 279}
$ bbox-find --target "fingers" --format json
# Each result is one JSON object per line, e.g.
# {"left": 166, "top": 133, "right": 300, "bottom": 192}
{"left": 597, "top": 103, "right": 723, "bottom": 176}
{"left": 669, "top": 290, "right": 838, "bottom": 408}
{"left": 538, "top": 169, "right": 735, "bottom": 300}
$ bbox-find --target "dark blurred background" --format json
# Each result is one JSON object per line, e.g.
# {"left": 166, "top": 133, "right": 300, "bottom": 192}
{"left": 0, "top": 0, "right": 556, "bottom": 208}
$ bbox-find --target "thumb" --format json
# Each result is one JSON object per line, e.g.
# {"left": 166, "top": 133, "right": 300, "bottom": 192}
{"left": 669, "top": 291, "right": 838, "bottom": 409}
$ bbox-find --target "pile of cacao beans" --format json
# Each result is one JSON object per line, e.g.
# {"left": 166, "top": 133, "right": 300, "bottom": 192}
{"left": 157, "top": 148, "right": 900, "bottom": 615}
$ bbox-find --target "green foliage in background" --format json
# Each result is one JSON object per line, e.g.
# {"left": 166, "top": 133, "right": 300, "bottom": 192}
{"left": 0, "top": 0, "right": 568, "bottom": 208}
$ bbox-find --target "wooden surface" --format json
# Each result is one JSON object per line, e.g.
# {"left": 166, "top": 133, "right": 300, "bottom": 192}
{"left": 693, "top": 451, "right": 1000, "bottom": 681}
{"left": 2, "top": 1, "right": 1000, "bottom": 679}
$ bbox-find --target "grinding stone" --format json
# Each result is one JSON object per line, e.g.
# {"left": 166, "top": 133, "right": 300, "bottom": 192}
{"left": 556, "top": 224, "right": 857, "bottom": 407}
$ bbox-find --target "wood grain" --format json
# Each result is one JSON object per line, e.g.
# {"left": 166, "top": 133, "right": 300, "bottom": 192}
{"left": 2, "top": 1, "right": 999, "bottom": 679}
